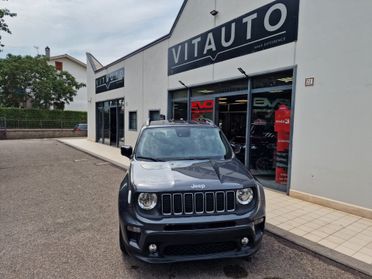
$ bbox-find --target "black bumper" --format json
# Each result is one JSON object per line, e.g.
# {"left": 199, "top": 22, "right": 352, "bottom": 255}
{"left": 119, "top": 213, "right": 265, "bottom": 263}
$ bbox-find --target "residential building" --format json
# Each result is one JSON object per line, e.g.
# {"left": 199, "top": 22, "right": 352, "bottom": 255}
{"left": 46, "top": 47, "right": 87, "bottom": 111}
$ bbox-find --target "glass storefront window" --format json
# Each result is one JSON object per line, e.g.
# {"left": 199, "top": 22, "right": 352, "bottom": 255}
{"left": 192, "top": 78, "right": 247, "bottom": 97}
{"left": 167, "top": 70, "right": 294, "bottom": 192}
{"left": 170, "top": 90, "right": 188, "bottom": 120}
{"left": 252, "top": 70, "right": 293, "bottom": 89}
{"left": 249, "top": 90, "right": 292, "bottom": 191}
{"left": 191, "top": 99, "right": 214, "bottom": 121}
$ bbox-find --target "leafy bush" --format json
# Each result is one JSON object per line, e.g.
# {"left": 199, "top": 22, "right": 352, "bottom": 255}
{"left": 0, "top": 107, "right": 87, "bottom": 128}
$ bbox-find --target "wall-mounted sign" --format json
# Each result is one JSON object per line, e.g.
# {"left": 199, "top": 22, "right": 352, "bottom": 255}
{"left": 305, "top": 77, "right": 315, "bottom": 87}
{"left": 168, "top": 0, "right": 299, "bottom": 76}
{"left": 96, "top": 68, "right": 125, "bottom": 94}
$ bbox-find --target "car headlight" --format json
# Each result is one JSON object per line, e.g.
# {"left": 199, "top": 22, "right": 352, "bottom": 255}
{"left": 138, "top": 193, "right": 157, "bottom": 210}
{"left": 236, "top": 188, "right": 254, "bottom": 205}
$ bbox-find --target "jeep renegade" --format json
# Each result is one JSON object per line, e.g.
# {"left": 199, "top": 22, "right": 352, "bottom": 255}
{"left": 118, "top": 120, "right": 265, "bottom": 263}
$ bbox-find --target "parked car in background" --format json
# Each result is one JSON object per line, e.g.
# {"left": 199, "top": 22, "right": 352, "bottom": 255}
{"left": 118, "top": 120, "right": 266, "bottom": 263}
{"left": 73, "top": 123, "right": 88, "bottom": 132}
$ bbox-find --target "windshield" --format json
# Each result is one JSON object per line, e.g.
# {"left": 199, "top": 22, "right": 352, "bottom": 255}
{"left": 135, "top": 126, "right": 232, "bottom": 161}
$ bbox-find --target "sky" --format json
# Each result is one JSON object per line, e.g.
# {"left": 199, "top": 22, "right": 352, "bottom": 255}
{"left": 0, "top": 0, "right": 184, "bottom": 65}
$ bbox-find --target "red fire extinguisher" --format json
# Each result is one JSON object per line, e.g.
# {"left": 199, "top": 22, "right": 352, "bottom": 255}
{"left": 274, "top": 104, "right": 291, "bottom": 185}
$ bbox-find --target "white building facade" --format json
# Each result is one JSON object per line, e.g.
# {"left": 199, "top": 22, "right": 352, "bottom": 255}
{"left": 86, "top": 0, "right": 372, "bottom": 217}
{"left": 47, "top": 52, "right": 87, "bottom": 111}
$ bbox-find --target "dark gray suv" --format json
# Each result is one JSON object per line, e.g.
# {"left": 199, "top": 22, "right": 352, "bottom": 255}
{"left": 118, "top": 120, "right": 265, "bottom": 263}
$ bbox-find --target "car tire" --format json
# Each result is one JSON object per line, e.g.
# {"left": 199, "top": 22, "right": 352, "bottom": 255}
{"left": 119, "top": 226, "right": 129, "bottom": 255}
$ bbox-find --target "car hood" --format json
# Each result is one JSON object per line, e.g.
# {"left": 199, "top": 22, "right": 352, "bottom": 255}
{"left": 130, "top": 159, "right": 256, "bottom": 192}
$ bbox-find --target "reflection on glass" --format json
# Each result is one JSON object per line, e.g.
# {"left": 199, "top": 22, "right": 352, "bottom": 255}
{"left": 110, "top": 107, "right": 117, "bottom": 146}
{"left": 192, "top": 79, "right": 247, "bottom": 97}
{"left": 217, "top": 95, "right": 247, "bottom": 164}
{"left": 103, "top": 102, "right": 110, "bottom": 145}
{"left": 252, "top": 70, "right": 293, "bottom": 89}
{"left": 118, "top": 105, "right": 124, "bottom": 145}
{"left": 249, "top": 90, "right": 291, "bottom": 191}
{"left": 96, "top": 98, "right": 124, "bottom": 147}
{"left": 129, "top": 111, "right": 137, "bottom": 130}
{"left": 191, "top": 100, "right": 214, "bottom": 122}
{"left": 171, "top": 90, "right": 188, "bottom": 120}
{"left": 96, "top": 104, "right": 103, "bottom": 143}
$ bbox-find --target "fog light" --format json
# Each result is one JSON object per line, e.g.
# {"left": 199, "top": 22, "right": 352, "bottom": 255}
{"left": 149, "top": 244, "right": 157, "bottom": 254}
{"left": 127, "top": 225, "right": 141, "bottom": 233}
{"left": 241, "top": 237, "right": 249, "bottom": 246}
{"left": 254, "top": 217, "right": 265, "bottom": 225}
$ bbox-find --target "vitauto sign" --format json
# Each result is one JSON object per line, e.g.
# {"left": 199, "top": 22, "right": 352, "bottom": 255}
{"left": 168, "top": 0, "right": 299, "bottom": 75}
{"left": 96, "top": 68, "right": 125, "bottom": 94}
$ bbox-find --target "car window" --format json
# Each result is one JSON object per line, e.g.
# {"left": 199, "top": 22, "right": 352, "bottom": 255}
{"left": 135, "top": 126, "right": 232, "bottom": 161}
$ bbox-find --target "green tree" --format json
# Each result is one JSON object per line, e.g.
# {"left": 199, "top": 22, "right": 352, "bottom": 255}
{"left": 0, "top": 54, "right": 85, "bottom": 109}
{"left": 0, "top": 0, "right": 17, "bottom": 50}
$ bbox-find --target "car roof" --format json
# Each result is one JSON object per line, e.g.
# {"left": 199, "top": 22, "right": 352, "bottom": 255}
{"left": 147, "top": 120, "right": 218, "bottom": 128}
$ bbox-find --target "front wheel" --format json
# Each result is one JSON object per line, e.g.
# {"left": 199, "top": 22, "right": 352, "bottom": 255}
{"left": 119, "top": 226, "right": 129, "bottom": 255}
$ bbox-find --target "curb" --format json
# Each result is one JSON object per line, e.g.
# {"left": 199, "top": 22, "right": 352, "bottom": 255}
{"left": 266, "top": 223, "right": 372, "bottom": 277}
{"left": 57, "top": 139, "right": 129, "bottom": 170}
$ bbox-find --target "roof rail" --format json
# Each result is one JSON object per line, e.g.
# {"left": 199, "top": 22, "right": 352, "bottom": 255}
{"left": 169, "top": 119, "right": 188, "bottom": 124}
{"left": 196, "top": 118, "right": 215, "bottom": 126}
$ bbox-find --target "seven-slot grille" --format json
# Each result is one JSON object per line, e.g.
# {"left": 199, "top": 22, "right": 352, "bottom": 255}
{"left": 161, "top": 191, "right": 235, "bottom": 215}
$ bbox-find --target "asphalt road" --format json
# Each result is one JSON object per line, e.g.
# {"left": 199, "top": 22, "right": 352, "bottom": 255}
{"left": 0, "top": 139, "right": 370, "bottom": 279}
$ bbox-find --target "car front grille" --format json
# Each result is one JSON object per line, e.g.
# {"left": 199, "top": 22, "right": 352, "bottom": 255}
{"left": 161, "top": 191, "right": 236, "bottom": 216}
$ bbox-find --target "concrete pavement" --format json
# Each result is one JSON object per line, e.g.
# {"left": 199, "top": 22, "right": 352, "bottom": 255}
{"left": 58, "top": 137, "right": 372, "bottom": 276}
{"left": 1, "top": 139, "right": 370, "bottom": 279}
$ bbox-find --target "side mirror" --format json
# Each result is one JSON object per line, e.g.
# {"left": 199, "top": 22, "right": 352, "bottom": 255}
{"left": 120, "top": 145, "right": 133, "bottom": 158}
{"left": 231, "top": 143, "right": 242, "bottom": 154}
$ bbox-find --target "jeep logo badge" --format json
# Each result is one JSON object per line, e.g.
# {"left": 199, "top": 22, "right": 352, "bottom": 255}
{"left": 191, "top": 184, "right": 206, "bottom": 190}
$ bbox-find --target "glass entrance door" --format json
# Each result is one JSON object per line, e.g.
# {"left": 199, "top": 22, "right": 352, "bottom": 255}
{"left": 216, "top": 95, "right": 247, "bottom": 164}
{"left": 103, "top": 103, "right": 110, "bottom": 145}
{"left": 110, "top": 107, "right": 117, "bottom": 146}
{"left": 96, "top": 98, "right": 124, "bottom": 147}
{"left": 96, "top": 103, "right": 104, "bottom": 143}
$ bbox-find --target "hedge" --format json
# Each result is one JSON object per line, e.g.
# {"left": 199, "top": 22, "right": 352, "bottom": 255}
{"left": 0, "top": 107, "right": 87, "bottom": 121}
{"left": 0, "top": 107, "right": 87, "bottom": 129}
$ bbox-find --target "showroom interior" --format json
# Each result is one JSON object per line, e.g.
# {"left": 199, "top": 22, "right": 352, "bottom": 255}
{"left": 169, "top": 69, "right": 294, "bottom": 192}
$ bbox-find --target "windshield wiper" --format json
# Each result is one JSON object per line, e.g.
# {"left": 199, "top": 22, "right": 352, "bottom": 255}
{"left": 136, "top": 156, "right": 164, "bottom": 162}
